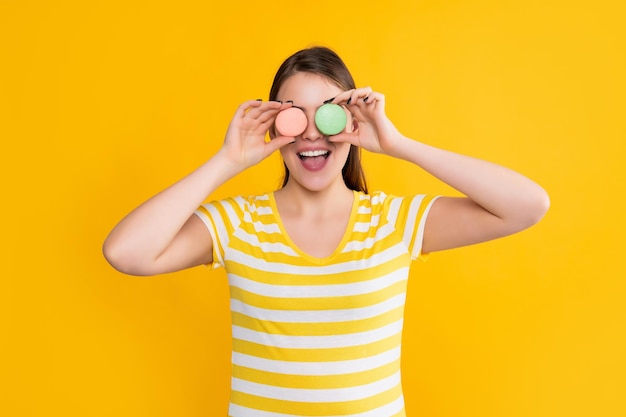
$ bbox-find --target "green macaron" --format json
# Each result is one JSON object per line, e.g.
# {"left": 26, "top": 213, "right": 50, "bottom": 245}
{"left": 315, "top": 103, "right": 347, "bottom": 136}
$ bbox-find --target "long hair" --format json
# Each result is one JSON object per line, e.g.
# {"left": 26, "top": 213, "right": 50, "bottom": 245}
{"left": 269, "top": 47, "right": 368, "bottom": 193}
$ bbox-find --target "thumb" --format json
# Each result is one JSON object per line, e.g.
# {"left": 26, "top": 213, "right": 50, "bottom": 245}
{"left": 265, "top": 136, "right": 296, "bottom": 154}
{"left": 328, "top": 131, "right": 359, "bottom": 146}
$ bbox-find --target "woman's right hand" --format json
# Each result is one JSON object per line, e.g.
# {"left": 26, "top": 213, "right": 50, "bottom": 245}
{"left": 219, "top": 100, "right": 296, "bottom": 169}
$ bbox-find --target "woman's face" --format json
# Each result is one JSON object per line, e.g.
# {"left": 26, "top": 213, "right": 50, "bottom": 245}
{"left": 275, "top": 72, "right": 353, "bottom": 193}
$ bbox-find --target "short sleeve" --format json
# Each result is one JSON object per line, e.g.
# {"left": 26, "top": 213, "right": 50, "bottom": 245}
{"left": 193, "top": 198, "right": 239, "bottom": 269}
{"left": 396, "top": 194, "right": 441, "bottom": 261}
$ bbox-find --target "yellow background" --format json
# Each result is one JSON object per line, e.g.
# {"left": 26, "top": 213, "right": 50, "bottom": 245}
{"left": 2, "top": 1, "right": 624, "bottom": 416}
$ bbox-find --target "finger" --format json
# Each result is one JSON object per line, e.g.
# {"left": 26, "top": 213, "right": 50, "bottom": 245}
{"left": 264, "top": 135, "right": 296, "bottom": 154}
{"left": 325, "top": 87, "right": 368, "bottom": 105}
{"left": 244, "top": 100, "right": 284, "bottom": 120}
{"left": 339, "top": 87, "right": 374, "bottom": 106}
{"left": 235, "top": 99, "right": 264, "bottom": 119}
{"left": 327, "top": 89, "right": 353, "bottom": 104}
{"left": 362, "top": 91, "right": 385, "bottom": 105}
{"left": 254, "top": 104, "right": 295, "bottom": 138}
{"left": 258, "top": 115, "right": 281, "bottom": 136}
{"left": 351, "top": 92, "right": 386, "bottom": 118}
{"left": 256, "top": 101, "right": 293, "bottom": 124}
{"left": 327, "top": 131, "right": 360, "bottom": 146}
{"left": 351, "top": 87, "right": 374, "bottom": 104}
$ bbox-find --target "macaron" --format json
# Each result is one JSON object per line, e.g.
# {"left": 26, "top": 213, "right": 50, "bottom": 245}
{"left": 315, "top": 103, "right": 347, "bottom": 135}
{"left": 275, "top": 107, "right": 307, "bottom": 137}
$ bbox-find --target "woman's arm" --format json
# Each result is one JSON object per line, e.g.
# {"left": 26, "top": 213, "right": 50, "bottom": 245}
{"left": 103, "top": 155, "right": 238, "bottom": 276}
{"left": 103, "top": 100, "right": 294, "bottom": 276}
{"left": 330, "top": 88, "right": 550, "bottom": 252}
{"left": 387, "top": 138, "right": 550, "bottom": 253}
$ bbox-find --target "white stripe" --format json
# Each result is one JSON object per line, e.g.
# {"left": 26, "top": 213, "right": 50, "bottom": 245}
{"left": 232, "top": 229, "right": 298, "bottom": 256}
{"left": 357, "top": 205, "right": 372, "bottom": 214}
{"left": 231, "top": 371, "right": 401, "bottom": 403}
{"left": 194, "top": 205, "right": 230, "bottom": 267}
{"left": 412, "top": 196, "right": 440, "bottom": 259}
{"left": 251, "top": 219, "right": 282, "bottom": 234}
{"left": 232, "top": 346, "right": 401, "bottom": 376}
{"left": 249, "top": 204, "right": 273, "bottom": 215}
{"left": 221, "top": 198, "right": 243, "bottom": 229}
{"left": 387, "top": 196, "right": 402, "bottom": 223}
{"left": 192, "top": 210, "right": 221, "bottom": 266}
{"left": 382, "top": 196, "right": 402, "bottom": 232}
{"left": 232, "top": 319, "right": 403, "bottom": 349}
{"left": 236, "top": 197, "right": 281, "bottom": 233}
{"left": 353, "top": 222, "right": 370, "bottom": 233}
{"left": 343, "top": 197, "right": 401, "bottom": 253}
{"left": 353, "top": 214, "right": 380, "bottom": 233}
{"left": 342, "top": 222, "right": 395, "bottom": 252}
{"left": 228, "top": 268, "right": 407, "bottom": 298}
{"left": 228, "top": 394, "right": 404, "bottom": 417}
{"left": 370, "top": 192, "right": 387, "bottom": 205}
{"left": 228, "top": 243, "right": 408, "bottom": 275}
{"left": 230, "top": 293, "right": 406, "bottom": 323}
{"left": 257, "top": 207, "right": 274, "bottom": 215}
{"left": 401, "top": 195, "right": 425, "bottom": 251}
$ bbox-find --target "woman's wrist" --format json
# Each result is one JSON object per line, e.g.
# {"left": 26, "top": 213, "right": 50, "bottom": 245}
{"left": 200, "top": 148, "right": 247, "bottom": 184}
{"left": 383, "top": 133, "right": 415, "bottom": 160}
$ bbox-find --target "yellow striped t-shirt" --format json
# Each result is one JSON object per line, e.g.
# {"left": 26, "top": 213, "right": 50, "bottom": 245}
{"left": 194, "top": 190, "right": 439, "bottom": 417}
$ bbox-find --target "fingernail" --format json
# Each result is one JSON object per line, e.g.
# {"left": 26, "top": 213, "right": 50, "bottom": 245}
{"left": 271, "top": 100, "right": 283, "bottom": 103}
{"left": 323, "top": 97, "right": 335, "bottom": 104}
{"left": 363, "top": 96, "right": 369, "bottom": 102}
{"left": 286, "top": 100, "right": 293, "bottom": 104}
{"left": 256, "top": 98, "right": 263, "bottom": 101}
{"left": 346, "top": 97, "right": 352, "bottom": 105}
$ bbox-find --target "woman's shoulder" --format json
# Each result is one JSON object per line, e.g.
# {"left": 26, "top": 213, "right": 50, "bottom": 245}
{"left": 208, "top": 192, "right": 272, "bottom": 206}
{"left": 357, "top": 190, "right": 436, "bottom": 214}
{"left": 356, "top": 190, "right": 397, "bottom": 206}
{"left": 200, "top": 193, "right": 273, "bottom": 217}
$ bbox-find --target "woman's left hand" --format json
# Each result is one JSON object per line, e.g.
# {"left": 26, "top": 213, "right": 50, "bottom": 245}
{"left": 328, "top": 87, "right": 403, "bottom": 156}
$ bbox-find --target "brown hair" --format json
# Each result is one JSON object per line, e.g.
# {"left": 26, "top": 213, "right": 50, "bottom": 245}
{"left": 269, "top": 46, "right": 368, "bottom": 193}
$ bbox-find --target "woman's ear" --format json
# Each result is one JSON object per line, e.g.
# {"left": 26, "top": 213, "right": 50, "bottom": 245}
{"left": 349, "top": 116, "right": 359, "bottom": 133}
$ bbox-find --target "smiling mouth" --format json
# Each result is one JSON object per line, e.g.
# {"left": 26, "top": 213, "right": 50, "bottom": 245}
{"left": 298, "top": 150, "right": 330, "bottom": 160}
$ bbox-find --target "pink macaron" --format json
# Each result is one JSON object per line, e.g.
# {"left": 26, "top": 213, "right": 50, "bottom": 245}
{"left": 275, "top": 107, "right": 307, "bottom": 137}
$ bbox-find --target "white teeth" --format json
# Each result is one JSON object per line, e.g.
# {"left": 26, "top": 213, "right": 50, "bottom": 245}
{"left": 298, "top": 150, "right": 329, "bottom": 157}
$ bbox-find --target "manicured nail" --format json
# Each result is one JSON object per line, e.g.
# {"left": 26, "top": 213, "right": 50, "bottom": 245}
{"left": 363, "top": 96, "right": 369, "bottom": 102}
{"left": 323, "top": 97, "right": 335, "bottom": 104}
{"left": 346, "top": 97, "right": 352, "bottom": 105}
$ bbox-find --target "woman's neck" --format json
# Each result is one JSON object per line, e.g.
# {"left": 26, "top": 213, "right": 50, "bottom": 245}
{"left": 275, "top": 178, "right": 354, "bottom": 218}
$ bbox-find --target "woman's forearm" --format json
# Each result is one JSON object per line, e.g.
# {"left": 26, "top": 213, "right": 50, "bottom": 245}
{"left": 102, "top": 150, "right": 241, "bottom": 270}
{"left": 391, "top": 135, "right": 550, "bottom": 227}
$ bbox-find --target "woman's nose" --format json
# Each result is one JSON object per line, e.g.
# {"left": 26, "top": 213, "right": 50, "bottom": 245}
{"left": 301, "top": 113, "right": 323, "bottom": 141}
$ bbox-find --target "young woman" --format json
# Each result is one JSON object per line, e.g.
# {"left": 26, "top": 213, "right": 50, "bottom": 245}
{"left": 103, "top": 47, "right": 549, "bottom": 417}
